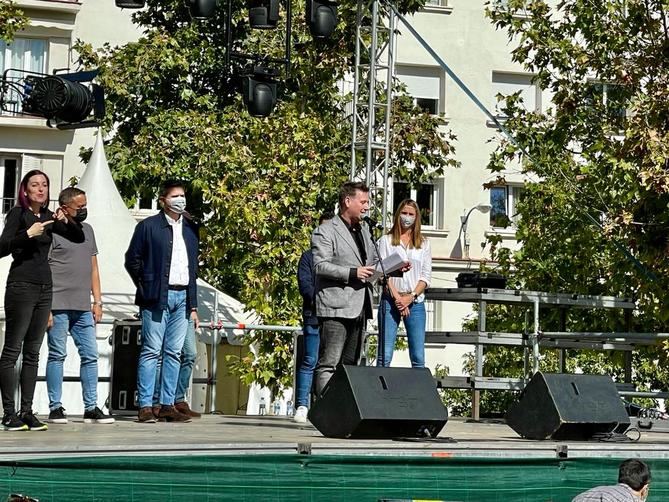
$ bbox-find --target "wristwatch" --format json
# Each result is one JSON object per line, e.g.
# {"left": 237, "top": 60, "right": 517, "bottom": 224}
{"left": 92, "top": 301, "right": 103, "bottom": 306}
{"left": 411, "top": 292, "right": 418, "bottom": 301}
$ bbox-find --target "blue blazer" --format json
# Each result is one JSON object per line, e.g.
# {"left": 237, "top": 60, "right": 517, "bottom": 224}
{"left": 124, "top": 211, "right": 199, "bottom": 311}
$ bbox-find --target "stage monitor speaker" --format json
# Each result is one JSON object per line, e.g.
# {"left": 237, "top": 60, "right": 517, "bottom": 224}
{"left": 308, "top": 365, "right": 448, "bottom": 439}
{"left": 506, "top": 372, "right": 630, "bottom": 440}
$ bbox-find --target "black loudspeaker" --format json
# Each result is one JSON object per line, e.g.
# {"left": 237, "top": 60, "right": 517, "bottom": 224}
{"left": 109, "top": 320, "right": 142, "bottom": 414}
{"left": 506, "top": 372, "right": 630, "bottom": 440}
{"left": 308, "top": 365, "right": 448, "bottom": 439}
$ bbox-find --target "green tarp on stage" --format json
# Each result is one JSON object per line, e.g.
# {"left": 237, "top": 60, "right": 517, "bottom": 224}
{"left": 1, "top": 454, "right": 667, "bottom": 501}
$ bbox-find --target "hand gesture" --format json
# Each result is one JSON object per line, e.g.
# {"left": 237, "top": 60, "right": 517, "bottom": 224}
{"left": 92, "top": 303, "right": 103, "bottom": 323}
{"left": 356, "top": 265, "right": 375, "bottom": 281}
{"left": 27, "top": 220, "right": 54, "bottom": 238}
{"left": 53, "top": 207, "right": 68, "bottom": 222}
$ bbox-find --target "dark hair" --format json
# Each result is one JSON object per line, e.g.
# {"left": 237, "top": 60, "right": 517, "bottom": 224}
{"left": 58, "top": 186, "right": 86, "bottom": 206}
{"left": 18, "top": 169, "right": 50, "bottom": 209}
{"left": 319, "top": 211, "right": 335, "bottom": 224}
{"left": 338, "top": 181, "right": 369, "bottom": 209}
{"left": 618, "top": 459, "right": 651, "bottom": 491}
{"left": 160, "top": 180, "right": 186, "bottom": 198}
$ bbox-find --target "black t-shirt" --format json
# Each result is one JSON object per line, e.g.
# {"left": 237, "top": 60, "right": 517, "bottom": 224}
{"left": 0, "top": 206, "right": 84, "bottom": 285}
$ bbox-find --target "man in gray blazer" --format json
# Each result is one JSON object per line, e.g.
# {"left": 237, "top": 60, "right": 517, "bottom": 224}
{"left": 311, "top": 181, "right": 378, "bottom": 395}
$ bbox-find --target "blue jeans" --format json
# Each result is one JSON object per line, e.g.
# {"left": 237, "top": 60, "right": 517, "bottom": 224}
{"left": 46, "top": 310, "right": 99, "bottom": 412}
{"left": 295, "top": 324, "right": 319, "bottom": 408}
{"left": 377, "top": 296, "right": 426, "bottom": 368}
{"left": 137, "top": 289, "right": 188, "bottom": 408}
{"left": 153, "top": 319, "right": 196, "bottom": 405}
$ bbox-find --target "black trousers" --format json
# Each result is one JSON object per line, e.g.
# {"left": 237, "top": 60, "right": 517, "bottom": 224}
{"left": 0, "top": 281, "right": 52, "bottom": 415}
{"left": 314, "top": 316, "right": 365, "bottom": 396}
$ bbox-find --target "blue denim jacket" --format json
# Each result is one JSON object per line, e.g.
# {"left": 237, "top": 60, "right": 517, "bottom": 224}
{"left": 124, "top": 211, "right": 199, "bottom": 311}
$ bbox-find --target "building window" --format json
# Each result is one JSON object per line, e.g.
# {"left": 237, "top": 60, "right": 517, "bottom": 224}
{"left": 393, "top": 180, "right": 440, "bottom": 228}
{"left": 396, "top": 66, "right": 442, "bottom": 115}
{"left": 0, "top": 155, "right": 20, "bottom": 214}
{"left": 1, "top": 38, "right": 48, "bottom": 114}
{"left": 492, "top": 71, "right": 541, "bottom": 117}
{"left": 489, "top": 184, "right": 523, "bottom": 228}
{"left": 424, "top": 0, "right": 448, "bottom": 8}
{"left": 586, "top": 82, "right": 627, "bottom": 129}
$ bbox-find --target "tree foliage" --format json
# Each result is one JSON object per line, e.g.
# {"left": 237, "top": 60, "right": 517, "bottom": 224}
{"left": 76, "top": 0, "right": 457, "bottom": 394}
{"left": 444, "top": 0, "right": 669, "bottom": 416}
{"left": 0, "top": 0, "right": 28, "bottom": 42}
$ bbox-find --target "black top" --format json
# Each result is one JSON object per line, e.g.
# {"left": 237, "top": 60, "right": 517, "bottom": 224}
{"left": 0, "top": 206, "right": 85, "bottom": 285}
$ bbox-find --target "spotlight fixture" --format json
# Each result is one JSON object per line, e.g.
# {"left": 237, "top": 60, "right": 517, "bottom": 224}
{"left": 189, "top": 0, "right": 218, "bottom": 18}
{"left": 248, "top": 0, "right": 280, "bottom": 29}
{"left": 306, "top": 0, "right": 337, "bottom": 40}
{"left": 242, "top": 66, "right": 278, "bottom": 117}
{"left": 115, "top": 0, "right": 146, "bottom": 8}
{"left": 23, "top": 76, "right": 95, "bottom": 123}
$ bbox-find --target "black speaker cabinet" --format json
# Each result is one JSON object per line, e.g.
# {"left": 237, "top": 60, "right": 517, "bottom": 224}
{"left": 109, "top": 319, "right": 142, "bottom": 414}
{"left": 506, "top": 372, "right": 630, "bottom": 440}
{"left": 308, "top": 365, "right": 448, "bottom": 439}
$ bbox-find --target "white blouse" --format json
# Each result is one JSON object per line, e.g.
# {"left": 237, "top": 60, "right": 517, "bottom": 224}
{"left": 378, "top": 234, "right": 432, "bottom": 303}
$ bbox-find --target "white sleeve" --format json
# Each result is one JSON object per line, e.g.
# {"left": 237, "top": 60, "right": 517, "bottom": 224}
{"left": 419, "top": 239, "right": 432, "bottom": 288}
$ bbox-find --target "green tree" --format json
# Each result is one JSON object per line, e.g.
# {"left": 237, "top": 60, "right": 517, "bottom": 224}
{"left": 0, "top": 0, "right": 28, "bottom": 42}
{"left": 76, "top": 0, "right": 457, "bottom": 395}
{"left": 444, "top": 0, "right": 669, "bottom": 417}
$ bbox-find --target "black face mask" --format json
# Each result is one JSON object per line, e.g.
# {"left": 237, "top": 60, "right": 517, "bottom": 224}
{"left": 73, "top": 208, "right": 88, "bottom": 223}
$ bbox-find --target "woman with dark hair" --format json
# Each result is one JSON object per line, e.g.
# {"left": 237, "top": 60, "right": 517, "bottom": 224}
{"left": 376, "top": 199, "right": 432, "bottom": 368}
{"left": 0, "top": 169, "right": 84, "bottom": 431}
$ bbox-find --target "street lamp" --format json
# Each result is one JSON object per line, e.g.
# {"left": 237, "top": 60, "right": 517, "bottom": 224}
{"left": 459, "top": 202, "right": 492, "bottom": 259}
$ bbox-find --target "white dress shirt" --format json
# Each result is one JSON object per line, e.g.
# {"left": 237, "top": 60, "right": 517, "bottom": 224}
{"left": 166, "top": 213, "right": 189, "bottom": 286}
{"left": 378, "top": 234, "right": 432, "bottom": 302}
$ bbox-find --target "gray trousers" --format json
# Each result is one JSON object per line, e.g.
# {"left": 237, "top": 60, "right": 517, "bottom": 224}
{"left": 314, "top": 316, "right": 365, "bottom": 395}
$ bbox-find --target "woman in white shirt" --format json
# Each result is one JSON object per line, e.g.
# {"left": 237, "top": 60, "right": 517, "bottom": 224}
{"left": 377, "top": 199, "right": 432, "bottom": 368}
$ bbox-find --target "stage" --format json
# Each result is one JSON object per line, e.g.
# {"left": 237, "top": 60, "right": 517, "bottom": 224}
{"left": 1, "top": 415, "right": 669, "bottom": 501}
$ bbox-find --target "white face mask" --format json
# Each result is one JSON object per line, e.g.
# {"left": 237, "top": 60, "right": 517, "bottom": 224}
{"left": 167, "top": 195, "right": 187, "bottom": 214}
{"left": 400, "top": 214, "right": 416, "bottom": 228}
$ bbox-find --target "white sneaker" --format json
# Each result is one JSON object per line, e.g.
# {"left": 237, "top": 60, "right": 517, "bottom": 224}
{"left": 293, "top": 406, "right": 308, "bottom": 423}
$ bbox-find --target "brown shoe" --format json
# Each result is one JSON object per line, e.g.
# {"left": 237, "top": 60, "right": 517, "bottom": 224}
{"left": 175, "top": 401, "right": 201, "bottom": 418}
{"left": 157, "top": 405, "right": 192, "bottom": 423}
{"left": 152, "top": 405, "right": 160, "bottom": 418}
{"left": 138, "top": 407, "right": 157, "bottom": 423}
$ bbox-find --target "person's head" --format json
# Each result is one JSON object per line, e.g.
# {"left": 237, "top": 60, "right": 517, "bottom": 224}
{"left": 58, "top": 187, "right": 88, "bottom": 222}
{"left": 159, "top": 180, "right": 187, "bottom": 216}
{"left": 18, "top": 169, "right": 50, "bottom": 210}
{"left": 338, "top": 182, "right": 369, "bottom": 223}
{"left": 390, "top": 198, "right": 423, "bottom": 248}
{"left": 319, "top": 211, "right": 335, "bottom": 225}
{"left": 619, "top": 459, "right": 651, "bottom": 498}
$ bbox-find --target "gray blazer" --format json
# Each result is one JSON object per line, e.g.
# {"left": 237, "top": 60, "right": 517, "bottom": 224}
{"left": 311, "top": 214, "right": 378, "bottom": 319}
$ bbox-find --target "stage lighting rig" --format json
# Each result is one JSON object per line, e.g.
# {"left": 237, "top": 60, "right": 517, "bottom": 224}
{"left": 0, "top": 69, "right": 104, "bottom": 129}
{"left": 189, "top": 0, "right": 218, "bottom": 19}
{"left": 242, "top": 66, "right": 278, "bottom": 117}
{"left": 306, "top": 0, "right": 337, "bottom": 40}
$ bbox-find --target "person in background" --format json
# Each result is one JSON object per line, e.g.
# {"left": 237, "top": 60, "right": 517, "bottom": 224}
{"left": 125, "top": 180, "right": 199, "bottom": 423}
{"left": 0, "top": 170, "right": 84, "bottom": 431}
{"left": 293, "top": 211, "right": 334, "bottom": 424}
{"left": 572, "top": 458, "right": 651, "bottom": 502}
{"left": 46, "top": 187, "right": 114, "bottom": 425}
{"left": 376, "top": 199, "right": 431, "bottom": 368}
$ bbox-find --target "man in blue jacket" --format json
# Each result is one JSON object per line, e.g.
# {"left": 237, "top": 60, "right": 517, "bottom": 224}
{"left": 293, "top": 212, "right": 333, "bottom": 423}
{"left": 125, "top": 180, "right": 199, "bottom": 423}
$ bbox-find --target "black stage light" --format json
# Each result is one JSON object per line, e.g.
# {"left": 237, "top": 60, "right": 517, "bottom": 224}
{"left": 242, "top": 66, "right": 278, "bottom": 117}
{"left": 248, "top": 0, "right": 280, "bottom": 29}
{"left": 307, "top": 0, "right": 337, "bottom": 40}
{"left": 115, "top": 0, "right": 145, "bottom": 8}
{"left": 22, "top": 76, "right": 94, "bottom": 123}
{"left": 189, "top": 0, "right": 218, "bottom": 18}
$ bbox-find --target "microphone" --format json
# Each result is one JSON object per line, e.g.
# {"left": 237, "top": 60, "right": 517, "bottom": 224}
{"left": 362, "top": 215, "right": 383, "bottom": 230}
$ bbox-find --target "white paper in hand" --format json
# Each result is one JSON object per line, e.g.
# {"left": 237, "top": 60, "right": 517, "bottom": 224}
{"left": 369, "top": 252, "right": 406, "bottom": 282}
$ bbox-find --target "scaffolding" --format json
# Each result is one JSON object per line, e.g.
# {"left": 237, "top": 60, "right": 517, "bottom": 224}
{"left": 350, "top": 0, "right": 396, "bottom": 229}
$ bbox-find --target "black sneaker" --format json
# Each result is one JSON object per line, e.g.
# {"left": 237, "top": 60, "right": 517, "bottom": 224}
{"left": 83, "top": 407, "right": 115, "bottom": 424}
{"left": 2, "top": 413, "right": 28, "bottom": 431}
{"left": 20, "top": 411, "right": 48, "bottom": 431}
{"left": 48, "top": 406, "right": 68, "bottom": 424}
